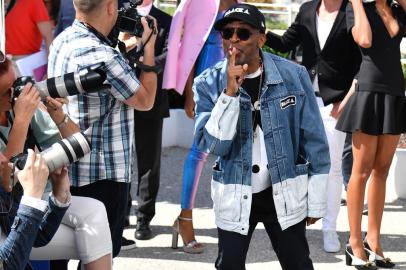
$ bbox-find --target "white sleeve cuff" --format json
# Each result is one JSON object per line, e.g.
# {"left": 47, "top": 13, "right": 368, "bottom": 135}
{"left": 49, "top": 192, "right": 71, "bottom": 208}
{"left": 204, "top": 92, "right": 240, "bottom": 141}
{"left": 20, "top": 196, "right": 48, "bottom": 212}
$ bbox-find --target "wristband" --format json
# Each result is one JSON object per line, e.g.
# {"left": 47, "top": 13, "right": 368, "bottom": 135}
{"left": 56, "top": 113, "right": 69, "bottom": 128}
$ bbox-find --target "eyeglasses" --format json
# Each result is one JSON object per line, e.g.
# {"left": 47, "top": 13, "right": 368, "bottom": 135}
{"left": 220, "top": 27, "right": 258, "bottom": 41}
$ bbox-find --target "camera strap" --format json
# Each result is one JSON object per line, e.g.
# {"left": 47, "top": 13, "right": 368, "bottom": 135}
{"left": 118, "top": 33, "right": 162, "bottom": 74}
{"left": 79, "top": 21, "right": 115, "bottom": 48}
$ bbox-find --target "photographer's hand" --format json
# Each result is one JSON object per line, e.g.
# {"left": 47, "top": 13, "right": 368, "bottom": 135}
{"left": 45, "top": 96, "right": 80, "bottom": 138}
{"left": 49, "top": 167, "right": 71, "bottom": 204}
{"left": 17, "top": 149, "right": 49, "bottom": 199}
{"left": 140, "top": 16, "right": 157, "bottom": 51}
{"left": 13, "top": 83, "right": 41, "bottom": 126}
{"left": 3, "top": 84, "right": 41, "bottom": 160}
{"left": 126, "top": 16, "right": 158, "bottom": 111}
{"left": 45, "top": 97, "right": 68, "bottom": 118}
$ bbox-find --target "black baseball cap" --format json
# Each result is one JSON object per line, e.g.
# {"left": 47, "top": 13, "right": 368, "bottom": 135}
{"left": 214, "top": 4, "right": 266, "bottom": 33}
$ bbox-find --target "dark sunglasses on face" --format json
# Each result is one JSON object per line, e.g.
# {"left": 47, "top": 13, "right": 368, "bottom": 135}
{"left": 220, "top": 27, "right": 257, "bottom": 41}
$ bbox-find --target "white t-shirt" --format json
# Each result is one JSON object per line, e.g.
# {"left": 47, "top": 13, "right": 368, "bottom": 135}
{"left": 252, "top": 125, "right": 271, "bottom": 193}
{"left": 245, "top": 68, "right": 272, "bottom": 193}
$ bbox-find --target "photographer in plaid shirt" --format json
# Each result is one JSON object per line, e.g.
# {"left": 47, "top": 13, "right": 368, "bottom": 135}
{"left": 47, "top": 0, "right": 158, "bottom": 258}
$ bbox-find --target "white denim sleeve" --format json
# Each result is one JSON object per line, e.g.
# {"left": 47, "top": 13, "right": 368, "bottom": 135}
{"left": 204, "top": 92, "right": 240, "bottom": 141}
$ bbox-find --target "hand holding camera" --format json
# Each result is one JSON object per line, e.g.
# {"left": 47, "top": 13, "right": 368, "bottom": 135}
{"left": 44, "top": 96, "right": 69, "bottom": 126}
{"left": 140, "top": 16, "right": 158, "bottom": 50}
{"left": 13, "top": 83, "right": 41, "bottom": 126}
{"left": 16, "top": 149, "right": 49, "bottom": 199}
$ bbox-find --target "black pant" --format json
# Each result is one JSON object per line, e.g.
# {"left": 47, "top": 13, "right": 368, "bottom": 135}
{"left": 133, "top": 116, "right": 164, "bottom": 221}
{"left": 50, "top": 180, "right": 130, "bottom": 270}
{"left": 215, "top": 188, "right": 314, "bottom": 270}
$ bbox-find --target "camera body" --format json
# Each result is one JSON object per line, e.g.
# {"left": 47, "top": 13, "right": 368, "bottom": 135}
{"left": 12, "top": 62, "right": 108, "bottom": 101}
{"left": 116, "top": 0, "right": 154, "bottom": 37}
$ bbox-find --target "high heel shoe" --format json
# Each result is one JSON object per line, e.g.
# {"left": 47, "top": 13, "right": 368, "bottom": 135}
{"left": 345, "top": 245, "right": 377, "bottom": 270}
{"left": 171, "top": 216, "right": 205, "bottom": 254}
{"left": 364, "top": 241, "right": 395, "bottom": 268}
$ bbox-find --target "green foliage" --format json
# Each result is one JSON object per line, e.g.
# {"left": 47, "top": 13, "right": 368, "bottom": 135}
{"left": 262, "top": 45, "right": 290, "bottom": 59}
{"left": 160, "top": 6, "right": 176, "bottom": 16}
{"left": 265, "top": 20, "right": 289, "bottom": 31}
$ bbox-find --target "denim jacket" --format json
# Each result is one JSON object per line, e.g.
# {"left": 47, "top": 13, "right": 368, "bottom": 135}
{"left": 0, "top": 193, "right": 69, "bottom": 270}
{"left": 193, "top": 52, "right": 330, "bottom": 235}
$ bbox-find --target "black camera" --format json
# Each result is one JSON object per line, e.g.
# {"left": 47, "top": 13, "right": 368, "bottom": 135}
{"left": 12, "top": 62, "right": 109, "bottom": 100}
{"left": 116, "top": 0, "right": 154, "bottom": 37}
{"left": 11, "top": 132, "right": 91, "bottom": 172}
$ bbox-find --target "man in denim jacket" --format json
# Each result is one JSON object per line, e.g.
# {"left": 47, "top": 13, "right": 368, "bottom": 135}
{"left": 193, "top": 4, "right": 330, "bottom": 270}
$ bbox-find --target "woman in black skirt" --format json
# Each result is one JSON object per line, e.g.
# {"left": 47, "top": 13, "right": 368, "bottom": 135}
{"left": 336, "top": 0, "right": 406, "bottom": 268}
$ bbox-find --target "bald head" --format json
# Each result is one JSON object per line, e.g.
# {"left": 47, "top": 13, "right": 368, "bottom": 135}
{"left": 73, "top": 0, "right": 107, "bottom": 14}
{"left": 73, "top": 0, "right": 118, "bottom": 36}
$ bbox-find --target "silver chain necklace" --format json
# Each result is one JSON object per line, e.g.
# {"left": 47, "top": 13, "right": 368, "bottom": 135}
{"left": 251, "top": 62, "right": 264, "bottom": 141}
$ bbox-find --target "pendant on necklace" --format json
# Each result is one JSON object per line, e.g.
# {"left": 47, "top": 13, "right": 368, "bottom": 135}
{"left": 254, "top": 100, "right": 261, "bottom": 111}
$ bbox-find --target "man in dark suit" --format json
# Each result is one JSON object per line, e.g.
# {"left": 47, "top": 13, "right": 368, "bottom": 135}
{"left": 131, "top": 0, "right": 171, "bottom": 240}
{"left": 266, "top": 0, "right": 361, "bottom": 253}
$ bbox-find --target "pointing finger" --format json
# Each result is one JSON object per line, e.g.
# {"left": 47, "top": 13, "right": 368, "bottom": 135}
{"left": 228, "top": 47, "right": 236, "bottom": 67}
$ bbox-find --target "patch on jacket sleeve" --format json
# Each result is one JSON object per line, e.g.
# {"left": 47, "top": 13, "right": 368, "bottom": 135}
{"left": 280, "top": 95, "right": 296, "bottom": 109}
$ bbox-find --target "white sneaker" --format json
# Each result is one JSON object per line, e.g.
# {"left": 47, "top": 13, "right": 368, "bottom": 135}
{"left": 323, "top": 230, "right": 340, "bottom": 253}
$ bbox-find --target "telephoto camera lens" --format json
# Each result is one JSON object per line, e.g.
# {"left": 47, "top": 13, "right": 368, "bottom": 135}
{"left": 11, "top": 132, "right": 91, "bottom": 172}
{"left": 12, "top": 62, "right": 108, "bottom": 99}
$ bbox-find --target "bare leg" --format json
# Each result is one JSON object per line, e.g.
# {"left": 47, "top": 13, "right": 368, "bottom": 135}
{"left": 347, "top": 132, "right": 378, "bottom": 260}
{"left": 366, "top": 134, "right": 399, "bottom": 257}
{"left": 84, "top": 254, "right": 112, "bottom": 270}
{"left": 176, "top": 209, "right": 204, "bottom": 249}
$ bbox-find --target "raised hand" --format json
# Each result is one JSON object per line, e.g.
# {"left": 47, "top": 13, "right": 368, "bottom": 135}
{"left": 13, "top": 83, "right": 40, "bottom": 125}
{"left": 45, "top": 96, "right": 68, "bottom": 123}
{"left": 141, "top": 16, "right": 158, "bottom": 49}
{"left": 226, "top": 47, "right": 248, "bottom": 97}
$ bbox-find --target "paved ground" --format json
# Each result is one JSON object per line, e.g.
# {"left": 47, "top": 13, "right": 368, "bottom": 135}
{"left": 69, "top": 146, "right": 406, "bottom": 270}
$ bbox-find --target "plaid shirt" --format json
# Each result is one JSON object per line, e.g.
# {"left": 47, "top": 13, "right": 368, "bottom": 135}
{"left": 48, "top": 20, "right": 140, "bottom": 186}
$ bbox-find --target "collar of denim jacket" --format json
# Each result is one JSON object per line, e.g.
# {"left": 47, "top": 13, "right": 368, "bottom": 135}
{"left": 260, "top": 50, "right": 284, "bottom": 85}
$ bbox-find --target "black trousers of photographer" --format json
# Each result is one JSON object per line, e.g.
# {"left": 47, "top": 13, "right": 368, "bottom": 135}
{"left": 215, "top": 187, "right": 314, "bottom": 270}
{"left": 133, "top": 115, "right": 164, "bottom": 222}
